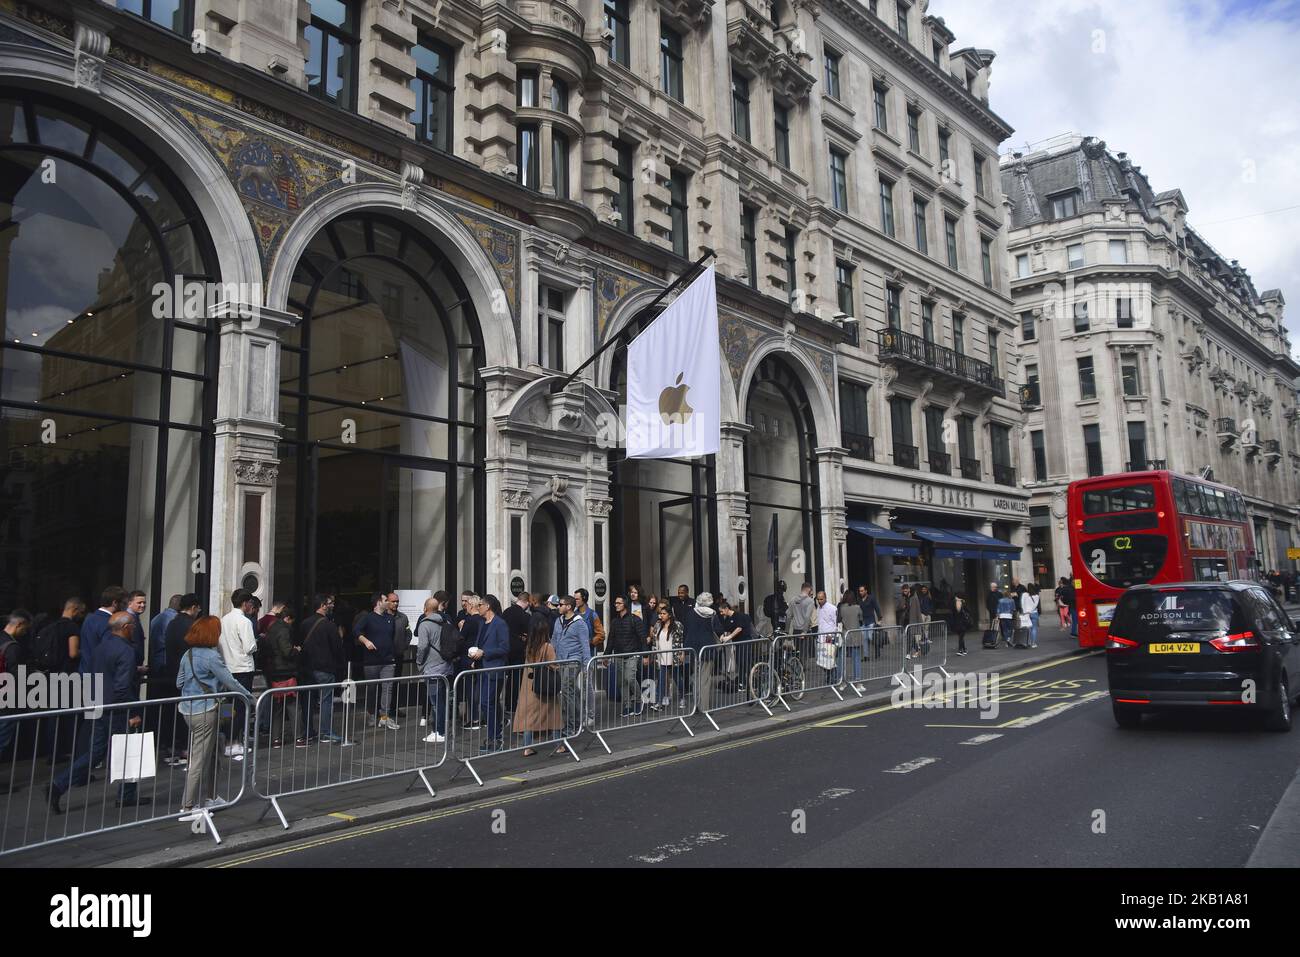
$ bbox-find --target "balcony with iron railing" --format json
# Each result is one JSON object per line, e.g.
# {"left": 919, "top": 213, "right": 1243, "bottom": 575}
{"left": 1124, "top": 459, "right": 1168, "bottom": 471}
{"left": 960, "top": 457, "right": 981, "bottom": 481}
{"left": 993, "top": 463, "right": 1016, "bottom": 487}
{"left": 842, "top": 431, "right": 874, "bottom": 461}
{"left": 1019, "top": 381, "right": 1040, "bottom": 410}
{"left": 877, "top": 328, "right": 1005, "bottom": 398}
{"left": 928, "top": 448, "right": 951, "bottom": 475}
{"left": 1216, "top": 417, "right": 1237, "bottom": 445}
{"left": 895, "top": 442, "right": 919, "bottom": 470}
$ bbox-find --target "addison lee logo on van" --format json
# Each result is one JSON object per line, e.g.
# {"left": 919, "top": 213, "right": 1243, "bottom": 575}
{"left": 49, "top": 887, "right": 151, "bottom": 938}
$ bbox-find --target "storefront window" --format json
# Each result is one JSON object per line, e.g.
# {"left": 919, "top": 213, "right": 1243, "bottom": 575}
{"left": 277, "top": 213, "right": 484, "bottom": 612}
{"left": 0, "top": 96, "right": 216, "bottom": 615}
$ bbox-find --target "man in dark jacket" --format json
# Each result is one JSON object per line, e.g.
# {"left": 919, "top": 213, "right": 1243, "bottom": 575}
{"left": 470, "top": 596, "right": 510, "bottom": 750}
{"left": 356, "top": 593, "right": 398, "bottom": 730}
{"left": 51, "top": 612, "right": 145, "bottom": 812}
{"left": 260, "top": 608, "right": 299, "bottom": 743}
{"left": 160, "top": 595, "right": 201, "bottom": 764}
{"left": 606, "top": 595, "right": 646, "bottom": 716}
{"left": 79, "top": 585, "right": 126, "bottom": 678}
{"left": 501, "top": 590, "right": 533, "bottom": 716}
{"left": 298, "top": 594, "right": 341, "bottom": 744}
{"left": 680, "top": 593, "right": 722, "bottom": 711}
{"left": 985, "top": 581, "right": 1003, "bottom": 630}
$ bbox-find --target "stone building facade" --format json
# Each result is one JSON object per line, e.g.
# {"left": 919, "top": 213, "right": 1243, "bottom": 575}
{"left": 0, "top": 0, "right": 1026, "bottom": 632}
{"left": 1001, "top": 135, "right": 1300, "bottom": 590}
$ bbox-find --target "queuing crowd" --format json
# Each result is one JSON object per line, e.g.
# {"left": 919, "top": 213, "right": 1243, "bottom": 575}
{"left": 0, "top": 570, "right": 1135, "bottom": 818}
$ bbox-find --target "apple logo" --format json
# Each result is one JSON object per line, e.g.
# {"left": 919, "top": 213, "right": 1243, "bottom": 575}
{"left": 659, "top": 372, "right": 694, "bottom": 425}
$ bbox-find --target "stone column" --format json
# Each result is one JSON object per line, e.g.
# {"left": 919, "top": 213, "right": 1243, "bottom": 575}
{"left": 717, "top": 421, "right": 753, "bottom": 612}
{"left": 209, "top": 302, "right": 297, "bottom": 612}
{"left": 814, "top": 446, "right": 848, "bottom": 596}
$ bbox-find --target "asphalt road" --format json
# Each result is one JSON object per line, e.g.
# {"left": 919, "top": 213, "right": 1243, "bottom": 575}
{"left": 212, "top": 653, "right": 1300, "bottom": 867}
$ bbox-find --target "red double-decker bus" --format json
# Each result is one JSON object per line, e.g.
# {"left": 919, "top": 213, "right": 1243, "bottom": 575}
{"left": 1067, "top": 470, "right": 1257, "bottom": 648}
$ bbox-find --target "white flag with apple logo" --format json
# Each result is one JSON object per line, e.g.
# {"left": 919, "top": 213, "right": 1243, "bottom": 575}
{"left": 626, "top": 264, "right": 721, "bottom": 459}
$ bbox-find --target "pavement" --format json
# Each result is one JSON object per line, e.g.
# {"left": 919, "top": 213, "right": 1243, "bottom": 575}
{"left": 208, "top": 652, "right": 1300, "bottom": 868}
{"left": 1, "top": 622, "right": 1085, "bottom": 868}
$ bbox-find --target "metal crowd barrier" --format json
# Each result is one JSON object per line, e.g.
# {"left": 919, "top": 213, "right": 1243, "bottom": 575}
{"left": 772, "top": 629, "right": 846, "bottom": 706}
{"left": 585, "top": 648, "right": 697, "bottom": 753}
{"left": 0, "top": 691, "right": 249, "bottom": 856}
{"left": 902, "top": 622, "right": 950, "bottom": 683}
{"left": 698, "top": 637, "right": 777, "bottom": 729}
{"left": 450, "top": 659, "right": 584, "bottom": 786}
{"left": 249, "top": 673, "right": 450, "bottom": 829}
{"left": 846, "top": 624, "right": 909, "bottom": 696}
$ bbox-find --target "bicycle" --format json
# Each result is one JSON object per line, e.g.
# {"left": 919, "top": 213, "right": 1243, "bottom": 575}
{"left": 748, "top": 632, "right": 805, "bottom": 706}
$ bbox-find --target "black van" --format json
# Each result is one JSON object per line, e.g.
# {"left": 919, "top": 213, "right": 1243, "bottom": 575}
{"left": 1105, "top": 581, "right": 1300, "bottom": 731}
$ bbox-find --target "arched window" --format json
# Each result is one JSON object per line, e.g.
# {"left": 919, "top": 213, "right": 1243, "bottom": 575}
{"left": 0, "top": 95, "right": 218, "bottom": 614}
{"left": 275, "top": 212, "right": 485, "bottom": 610}
{"left": 745, "top": 356, "right": 822, "bottom": 601}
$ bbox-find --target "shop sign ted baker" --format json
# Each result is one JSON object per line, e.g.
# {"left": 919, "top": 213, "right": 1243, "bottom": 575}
{"left": 908, "top": 482, "right": 1028, "bottom": 513}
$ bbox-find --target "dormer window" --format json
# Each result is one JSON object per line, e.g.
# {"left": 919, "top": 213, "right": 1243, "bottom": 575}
{"left": 1051, "top": 191, "right": 1079, "bottom": 220}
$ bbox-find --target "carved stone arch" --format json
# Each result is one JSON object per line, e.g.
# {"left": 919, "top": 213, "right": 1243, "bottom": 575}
{"left": 737, "top": 338, "right": 836, "bottom": 448}
{"left": 264, "top": 183, "right": 519, "bottom": 368}
{"left": 0, "top": 51, "right": 262, "bottom": 290}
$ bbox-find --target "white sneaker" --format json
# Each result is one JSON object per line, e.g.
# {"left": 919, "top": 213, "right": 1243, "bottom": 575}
{"left": 419, "top": 717, "right": 427, "bottom": 728}
{"left": 224, "top": 743, "right": 245, "bottom": 757}
{"left": 203, "top": 798, "right": 226, "bottom": 809}
{"left": 380, "top": 717, "right": 400, "bottom": 731}
{"left": 423, "top": 732, "right": 445, "bottom": 743}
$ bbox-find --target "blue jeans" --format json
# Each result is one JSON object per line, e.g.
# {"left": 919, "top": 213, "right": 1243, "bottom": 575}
{"left": 846, "top": 645, "right": 863, "bottom": 680}
{"left": 1069, "top": 605, "right": 1078, "bottom": 637}
{"left": 426, "top": 677, "right": 447, "bottom": 736}
{"left": 1029, "top": 612, "right": 1040, "bottom": 647}
{"left": 305, "top": 670, "right": 335, "bottom": 739}
{"left": 657, "top": 663, "right": 680, "bottom": 703}
{"left": 479, "top": 671, "right": 503, "bottom": 744}
{"left": 53, "top": 711, "right": 137, "bottom": 801}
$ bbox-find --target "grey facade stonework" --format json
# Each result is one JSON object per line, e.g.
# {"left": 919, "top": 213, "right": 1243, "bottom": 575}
{"left": 1001, "top": 135, "right": 1300, "bottom": 585}
{"left": 0, "top": 0, "right": 1029, "bottom": 627}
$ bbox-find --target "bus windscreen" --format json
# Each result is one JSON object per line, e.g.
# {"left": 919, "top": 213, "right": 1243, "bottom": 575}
{"left": 1079, "top": 533, "right": 1168, "bottom": 588}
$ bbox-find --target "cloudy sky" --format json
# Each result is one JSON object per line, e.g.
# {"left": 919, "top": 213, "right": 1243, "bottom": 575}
{"left": 937, "top": 0, "right": 1300, "bottom": 340}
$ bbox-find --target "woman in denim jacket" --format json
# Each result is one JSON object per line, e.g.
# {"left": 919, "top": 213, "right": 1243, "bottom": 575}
{"left": 176, "top": 615, "right": 250, "bottom": 817}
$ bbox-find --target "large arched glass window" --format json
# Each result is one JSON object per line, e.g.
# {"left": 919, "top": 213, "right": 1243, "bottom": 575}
{"left": 608, "top": 311, "right": 718, "bottom": 606}
{"left": 0, "top": 95, "right": 217, "bottom": 616}
{"left": 275, "top": 213, "right": 485, "bottom": 613}
{"left": 745, "top": 356, "right": 822, "bottom": 603}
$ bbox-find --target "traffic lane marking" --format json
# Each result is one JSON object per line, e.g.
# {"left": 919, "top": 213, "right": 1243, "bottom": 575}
{"left": 813, "top": 652, "right": 1102, "bottom": 727}
{"left": 631, "top": 831, "right": 727, "bottom": 864}
{"left": 884, "top": 757, "right": 938, "bottom": 773}
{"left": 925, "top": 692, "right": 1109, "bottom": 729}
{"left": 961, "top": 734, "right": 1002, "bottom": 745}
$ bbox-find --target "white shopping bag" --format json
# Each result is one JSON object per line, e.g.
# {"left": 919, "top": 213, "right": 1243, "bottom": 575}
{"left": 340, "top": 664, "right": 357, "bottom": 705}
{"left": 110, "top": 731, "right": 156, "bottom": 783}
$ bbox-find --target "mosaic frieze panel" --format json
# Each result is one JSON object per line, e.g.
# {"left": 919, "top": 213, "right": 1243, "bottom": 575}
{"left": 454, "top": 211, "right": 520, "bottom": 343}
{"left": 596, "top": 268, "right": 646, "bottom": 342}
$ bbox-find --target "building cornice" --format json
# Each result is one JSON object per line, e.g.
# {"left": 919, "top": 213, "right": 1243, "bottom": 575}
{"left": 817, "top": 0, "right": 1014, "bottom": 143}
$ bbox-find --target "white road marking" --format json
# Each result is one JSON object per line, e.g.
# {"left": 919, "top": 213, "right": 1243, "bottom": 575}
{"left": 631, "top": 832, "right": 727, "bottom": 864}
{"left": 884, "top": 757, "right": 938, "bottom": 774}
{"left": 1001, "top": 691, "right": 1109, "bottom": 728}
{"left": 961, "top": 733, "right": 1003, "bottom": 746}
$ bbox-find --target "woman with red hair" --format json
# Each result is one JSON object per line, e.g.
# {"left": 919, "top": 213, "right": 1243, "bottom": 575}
{"left": 175, "top": 614, "right": 249, "bottom": 818}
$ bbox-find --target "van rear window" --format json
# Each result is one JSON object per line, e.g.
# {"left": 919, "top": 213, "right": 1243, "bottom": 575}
{"left": 1110, "top": 590, "right": 1249, "bottom": 641}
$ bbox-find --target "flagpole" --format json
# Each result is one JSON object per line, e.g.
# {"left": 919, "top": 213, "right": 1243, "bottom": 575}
{"left": 549, "top": 248, "right": 715, "bottom": 394}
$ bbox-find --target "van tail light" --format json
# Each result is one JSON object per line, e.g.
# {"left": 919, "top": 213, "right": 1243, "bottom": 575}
{"left": 1106, "top": 635, "right": 1138, "bottom": 651}
{"left": 1209, "top": 631, "right": 1260, "bottom": 652}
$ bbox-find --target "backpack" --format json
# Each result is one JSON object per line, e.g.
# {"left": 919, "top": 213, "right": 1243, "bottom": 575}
{"left": 28, "top": 621, "right": 62, "bottom": 672}
{"left": 417, "top": 616, "right": 460, "bottom": 665}
{"left": 531, "top": 661, "right": 562, "bottom": 699}
{"left": 0, "top": 635, "right": 20, "bottom": 676}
